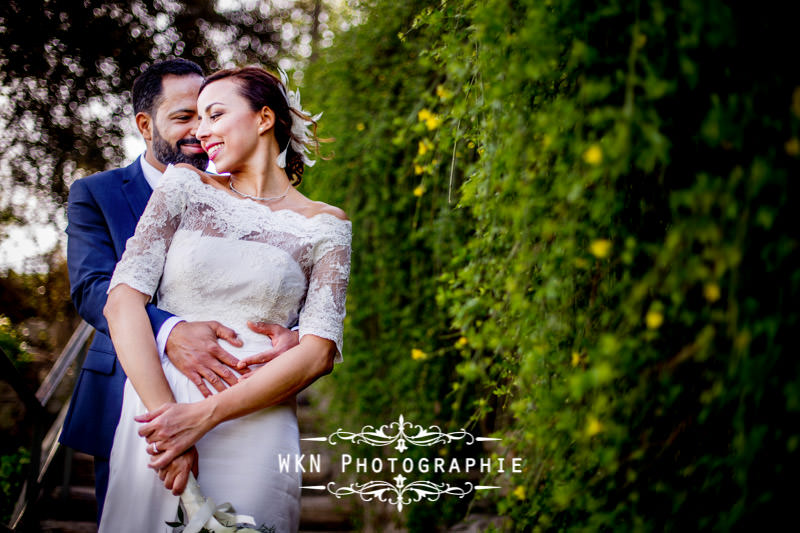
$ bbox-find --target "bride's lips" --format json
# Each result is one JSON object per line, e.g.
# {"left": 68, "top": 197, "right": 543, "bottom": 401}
{"left": 205, "top": 142, "right": 224, "bottom": 161}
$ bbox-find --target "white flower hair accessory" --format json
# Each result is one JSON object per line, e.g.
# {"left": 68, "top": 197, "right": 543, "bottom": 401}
{"left": 276, "top": 67, "right": 322, "bottom": 169}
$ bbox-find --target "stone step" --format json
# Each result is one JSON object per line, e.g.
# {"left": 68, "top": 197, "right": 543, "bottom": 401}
{"left": 67, "top": 452, "right": 96, "bottom": 487}
{"left": 38, "top": 520, "right": 97, "bottom": 533}
{"left": 299, "top": 495, "right": 354, "bottom": 531}
{"left": 45, "top": 486, "right": 97, "bottom": 522}
{"left": 300, "top": 452, "right": 335, "bottom": 485}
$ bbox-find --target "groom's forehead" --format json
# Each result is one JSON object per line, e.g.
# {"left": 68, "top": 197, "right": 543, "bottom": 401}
{"left": 155, "top": 74, "right": 203, "bottom": 114}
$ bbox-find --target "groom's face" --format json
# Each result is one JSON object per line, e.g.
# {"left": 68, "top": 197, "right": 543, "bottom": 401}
{"left": 150, "top": 74, "right": 208, "bottom": 170}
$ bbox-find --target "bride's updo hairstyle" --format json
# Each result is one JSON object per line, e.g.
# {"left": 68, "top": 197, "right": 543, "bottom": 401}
{"left": 200, "top": 66, "right": 323, "bottom": 186}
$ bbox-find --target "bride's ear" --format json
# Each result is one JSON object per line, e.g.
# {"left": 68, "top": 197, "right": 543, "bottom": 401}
{"left": 257, "top": 106, "right": 275, "bottom": 135}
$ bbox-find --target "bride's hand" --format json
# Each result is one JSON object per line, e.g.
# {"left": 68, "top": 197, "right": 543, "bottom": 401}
{"left": 135, "top": 402, "right": 213, "bottom": 470}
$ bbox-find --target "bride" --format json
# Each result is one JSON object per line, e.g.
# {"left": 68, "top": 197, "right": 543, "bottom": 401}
{"left": 98, "top": 66, "right": 350, "bottom": 533}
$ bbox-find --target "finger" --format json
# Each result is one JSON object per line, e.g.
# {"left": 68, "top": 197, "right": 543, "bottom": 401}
{"left": 138, "top": 423, "right": 156, "bottom": 439}
{"left": 188, "top": 372, "right": 213, "bottom": 398}
{"left": 150, "top": 448, "right": 180, "bottom": 470}
{"left": 237, "top": 349, "right": 279, "bottom": 368}
{"left": 146, "top": 441, "right": 157, "bottom": 455}
{"left": 134, "top": 403, "right": 170, "bottom": 423}
{"left": 209, "top": 345, "right": 244, "bottom": 371}
{"left": 158, "top": 468, "right": 167, "bottom": 481}
{"left": 246, "top": 321, "right": 279, "bottom": 338}
{"left": 163, "top": 468, "right": 176, "bottom": 492}
{"left": 197, "top": 366, "right": 227, "bottom": 393}
{"left": 173, "top": 467, "right": 189, "bottom": 495}
{"left": 210, "top": 361, "right": 240, "bottom": 388}
{"left": 211, "top": 322, "right": 243, "bottom": 347}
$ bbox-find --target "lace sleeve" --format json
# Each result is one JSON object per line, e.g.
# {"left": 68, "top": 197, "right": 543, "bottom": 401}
{"left": 108, "top": 165, "right": 196, "bottom": 298}
{"left": 298, "top": 217, "right": 352, "bottom": 363}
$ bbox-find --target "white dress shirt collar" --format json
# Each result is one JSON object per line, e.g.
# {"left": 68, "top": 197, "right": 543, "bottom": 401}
{"left": 139, "top": 153, "right": 163, "bottom": 190}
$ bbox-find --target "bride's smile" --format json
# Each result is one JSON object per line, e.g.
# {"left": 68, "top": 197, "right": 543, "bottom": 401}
{"left": 194, "top": 77, "right": 287, "bottom": 202}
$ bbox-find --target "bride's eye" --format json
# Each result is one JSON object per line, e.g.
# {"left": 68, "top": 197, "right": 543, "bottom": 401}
{"left": 210, "top": 112, "right": 222, "bottom": 120}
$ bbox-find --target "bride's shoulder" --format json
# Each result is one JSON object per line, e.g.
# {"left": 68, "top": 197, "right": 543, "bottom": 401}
{"left": 295, "top": 196, "right": 349, "bottom": 222}
{"left": 310, "top": 202, "right": 349, "bottom": 222}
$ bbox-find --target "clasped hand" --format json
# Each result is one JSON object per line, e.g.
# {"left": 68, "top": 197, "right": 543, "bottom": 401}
{"left": 136, "top": 402, "right": 210, "bottom": 472}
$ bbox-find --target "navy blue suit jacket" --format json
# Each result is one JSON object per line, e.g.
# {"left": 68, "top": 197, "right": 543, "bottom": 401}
{"left": 60, "top": 157, "right": 174, "bottom": 459}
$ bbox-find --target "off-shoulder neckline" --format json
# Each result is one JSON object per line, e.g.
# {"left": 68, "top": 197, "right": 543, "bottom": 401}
{"left": 165, "top": 164, "right": 352, "bottom": 225}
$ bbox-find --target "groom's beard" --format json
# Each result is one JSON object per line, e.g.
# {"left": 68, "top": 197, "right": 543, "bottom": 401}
{"left": 152, "top": 126, "right": 208, "bottom": 170}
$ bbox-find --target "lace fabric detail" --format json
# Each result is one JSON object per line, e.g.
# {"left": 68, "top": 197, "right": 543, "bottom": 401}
{"left": 109, "top": 165, "right": 351, "bottom": 360}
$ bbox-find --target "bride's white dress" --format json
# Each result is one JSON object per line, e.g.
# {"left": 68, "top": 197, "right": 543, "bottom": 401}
{"left": 98, "top": 165, "right": 351, "bottom": 533}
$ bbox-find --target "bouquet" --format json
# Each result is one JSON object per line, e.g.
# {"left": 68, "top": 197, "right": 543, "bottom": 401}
{"left": 167, "top": 473, "right": 275, "bottom": 533}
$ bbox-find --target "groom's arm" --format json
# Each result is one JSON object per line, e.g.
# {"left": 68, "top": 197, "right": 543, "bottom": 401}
{"left": 66, "top": 178, "right": 173, "bottom": 337}
{"left": 67, "top": 178, "right": 242, "bottom": 392}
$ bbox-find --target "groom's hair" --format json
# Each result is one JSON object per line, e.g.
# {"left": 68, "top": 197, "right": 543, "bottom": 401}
{"left": 132, "top": 58, "right": 204, "bottom": 116}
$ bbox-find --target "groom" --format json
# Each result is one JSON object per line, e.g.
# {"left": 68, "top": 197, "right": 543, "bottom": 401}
{"left": 60, "top": 58, "right": 298, "bottom": 522}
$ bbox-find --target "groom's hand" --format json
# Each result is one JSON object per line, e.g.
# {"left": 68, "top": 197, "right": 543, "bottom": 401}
{"left": 174, "top": 163, "right": 230, "bottom": 192}
{"left": 157, "top": 445, "right": 198, "bottom": 495}
{"left": 165, "top": 320, "right": 247, "bottom": 397}
{"left": 236, "top": 321, "right": 299, "bottom": 369}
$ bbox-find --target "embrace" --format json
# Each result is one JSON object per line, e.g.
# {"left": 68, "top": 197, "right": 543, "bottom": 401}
{"left": 59, "top": 59, "right": 351, "bottom": 533}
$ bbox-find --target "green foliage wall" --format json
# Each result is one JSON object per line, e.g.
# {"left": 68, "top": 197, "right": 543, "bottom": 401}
{"left": 304, "top": 0, "right": 798, "bottom": 530}
{"left": 302, "top": 0, "right": 471, "bottom": 428}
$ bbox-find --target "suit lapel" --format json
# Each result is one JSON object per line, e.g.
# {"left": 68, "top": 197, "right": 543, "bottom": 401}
{"left": 121, "top": 156, "right": 152, "bottom": 220}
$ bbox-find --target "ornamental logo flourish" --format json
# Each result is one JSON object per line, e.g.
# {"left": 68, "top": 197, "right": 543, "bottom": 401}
{"left": 284, "top": 415, "right": 524, "bottom": 512}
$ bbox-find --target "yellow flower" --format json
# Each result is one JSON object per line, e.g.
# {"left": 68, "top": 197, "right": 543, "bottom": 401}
{"left": 414, "top": 165, "right": 425, "bottom": 175}
{"left": 418, "top": 140, "right": 431, "bottom": 156}
{"left": 571, "top": 351, "right": 582, "bottom": 367}
{"left": 586, "top": 416, "right": 603, "bottom": 437}
{"left": 703, "top": 283, "right": 721, "bottom": 302}
{"left": 411, "top": 348, "right": 427, "bottom": 360}
{"left": 583, "top": 144, "right": 603, "bottom": 165}
{"left": 513, "top": 485, "right": 526, "bottom": 500}
{"left": 467, "top": 140, "right": 476, "bottom": 149}
{"left": 477, "top": 147, "right": 485, "bottom": 156}
{"left": 645, "top": 310, "right": 664, "bottom": 329}
{"left": 356, "top": 123, "right": 365, "bottom": 132}
{"left": 425, "top": 114, "right": 441, "bottom": 130}
{"left": 785, "top": 138, "right": 800, "bottom": 156}
{"left": 418, "top": 109, "right": 432, "bottom": 122}
{"left": 413, "top": 184, "right": 426, "bottom": 197}
{"left": 455, "top": 336, "right": 468, "bottom": 348}
{"left": 436, "top": 85, "right": 452, "bottom": 100}
{"left": 590, "top": 239, "right": 612, "bottom": 259}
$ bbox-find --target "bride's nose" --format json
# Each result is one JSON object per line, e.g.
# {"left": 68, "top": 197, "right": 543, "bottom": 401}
{"left": 194, "top": 117, "right": 209, "bottom": 140}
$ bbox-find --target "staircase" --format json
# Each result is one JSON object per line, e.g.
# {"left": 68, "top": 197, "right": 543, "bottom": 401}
{"left": 29, "top": 384, "right": 355, "bottom": 533}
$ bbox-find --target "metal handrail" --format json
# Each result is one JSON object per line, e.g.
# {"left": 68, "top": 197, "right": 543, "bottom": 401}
{"left": 2, "top": 320, "right": 93, "bottom": 531}
{"left": 35, "top": 322, "right": 93, "bottom": 406}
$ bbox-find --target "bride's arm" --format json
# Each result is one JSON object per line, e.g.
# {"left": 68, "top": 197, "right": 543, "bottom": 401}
{"left": 139, "top": 214, "right": 352, "bottom": 469}
{"left": 104, "top": 284, "right": 175, "bottom": 409}
{"left": 138, "top": 335, "right": 335, "bottom": 469}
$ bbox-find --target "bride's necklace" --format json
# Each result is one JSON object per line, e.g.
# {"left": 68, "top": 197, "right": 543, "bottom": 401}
{"left": 229, "top": 180, "right": 291, "bottom": 202}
